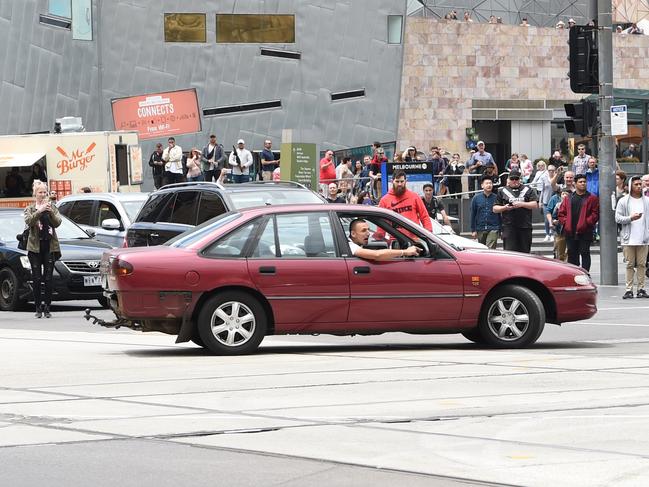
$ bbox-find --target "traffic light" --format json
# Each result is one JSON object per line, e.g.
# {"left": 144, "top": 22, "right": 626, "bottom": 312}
{"left": 564, "top": 100, "right": 597, "bottom": 136}
{"left": 568, "top": 25, "right": 598, "bottom": 93}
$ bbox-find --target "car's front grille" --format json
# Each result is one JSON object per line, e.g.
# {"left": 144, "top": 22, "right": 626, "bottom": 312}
{"left": 61, "top": 260, "right": 101, "bottom": 274}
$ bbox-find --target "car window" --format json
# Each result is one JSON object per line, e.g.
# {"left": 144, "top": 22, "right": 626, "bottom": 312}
{"left": 97, "top": 202, "right": 120, "bottom": 226}
{"left": 167, "top": 212, "right": 240, "bottom": 248}
{"left": 228, "top": 189, "right": 324, "bottom": 209}
{"left": 202, "top": 221, "right": 257, "bottom": 258}
{"left": 137, "top": 192, "right": 175, "bottom": 223}
{"left": 121, "top": 200, "right": 146, "bottom": 221}
{"left": 254, "top": 212, "right": 336, "bottom": 258}
{"left": 58, "top": 201, "right": 73, "bottom": 217}
{"left": 67, "top": 200, "right": 94, "bottom": 226}
{"left": 338, "top": 214, "right": 433, "bottom": 258}
{"left": 170, "top": 191, "right": 199, "bottom": 225}
{"left": 197, "top": 192, "right": 226, "bottom": 224}
{"left": 0, "top": 213, "right": 92, "bottom": 241}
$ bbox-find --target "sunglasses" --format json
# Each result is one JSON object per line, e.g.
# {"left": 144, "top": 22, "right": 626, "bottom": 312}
{"left": 509, "top": 177, "right": 520, "bottom": 180}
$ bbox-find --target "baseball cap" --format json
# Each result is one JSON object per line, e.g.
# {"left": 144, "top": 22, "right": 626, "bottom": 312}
{"left": 508, "top": 169, "right": 522, "bottom": 179}
{"left": 477, "top": 140, "right": 485, "bottom": 146}
{"left": 237, "top": 139, "right": 245, "bottom": 144}
{"left": 568, "top": 18, "right": 575, "bottom": 24}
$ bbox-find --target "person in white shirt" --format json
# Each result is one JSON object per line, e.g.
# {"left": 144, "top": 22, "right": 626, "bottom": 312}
{"left": 615, "top": 176, "right": 649, "bottom": 299}
{"left": 161, "top": 137, "right": 184, "bottom": 185}
{"left": 229, "top": 139, "right": 253, "bottom": 183}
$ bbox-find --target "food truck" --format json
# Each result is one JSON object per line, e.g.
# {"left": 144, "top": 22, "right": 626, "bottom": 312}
{"left": 0, "top": 131, "right": 143, "bottom": 207}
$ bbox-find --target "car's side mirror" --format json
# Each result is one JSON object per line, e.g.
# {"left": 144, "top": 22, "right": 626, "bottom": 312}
{"left": 101, "top": 218, "right": 121, "bottom": 230}
{"left": 85, "top": 228, "right": 96, "bottom": 238}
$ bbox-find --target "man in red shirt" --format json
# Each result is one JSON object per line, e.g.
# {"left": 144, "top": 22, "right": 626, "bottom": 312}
{"left": 319, "top": 150, "right": 336, "bottom": 194}
{"left": 379, "top": 170, "right": 432, "bottom": 233}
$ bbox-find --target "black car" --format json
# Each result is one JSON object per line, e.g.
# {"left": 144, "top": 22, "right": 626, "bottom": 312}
{"left": 126, "top": 181, "right": 326, "bottom": 247}
{"left": 0, "top": 208, "right": 113, "bottom": 311}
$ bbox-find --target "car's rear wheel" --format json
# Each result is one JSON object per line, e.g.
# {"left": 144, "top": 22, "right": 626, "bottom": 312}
{"left": 477, "top": 284, "right": 545, "bottom": 348}
{"left": 197, "top": 291, "right": 267, "bottom": 355}
{"left": 0, "top": 268, "right": 25, "bottom": 311}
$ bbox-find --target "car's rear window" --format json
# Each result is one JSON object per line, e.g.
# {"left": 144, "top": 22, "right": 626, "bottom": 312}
{"left": 229, "top": 190, "right": 323, "bottom": 209}
{"left": 122, "top": 199, "right": 146, "bottom": 221}
{"left": 136, "top": 192, "right": 175, "bottom": 223}
{"left": 166, "top": 212, "right": 241, "bottom": 248}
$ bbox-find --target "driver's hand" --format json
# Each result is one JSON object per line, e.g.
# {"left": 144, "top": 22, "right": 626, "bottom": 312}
{"left": 404, "top": 245, "right": 421, "bottom": 257}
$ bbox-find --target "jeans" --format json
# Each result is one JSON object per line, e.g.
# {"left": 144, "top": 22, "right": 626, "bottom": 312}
{"left": 187, "top": 173, "right": 204, "bottom": 182}
{"left": 566, "top": 237, "right": 592, "bottom": 272}
{"left": 233, "top": 174, "right": 250, "bottom": 184}
{"left": 164, "top": 172, "right": 184, "bottom": 185}
{"left": 502, "top": 228, "right": 533, "bottom": 253}
{"left": 28, "top": 240, "right": 54, "bottom": 307}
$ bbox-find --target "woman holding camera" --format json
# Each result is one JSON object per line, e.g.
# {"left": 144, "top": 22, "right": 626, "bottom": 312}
{"left": 24, "top": 181, "right": 62, "bottom": 318}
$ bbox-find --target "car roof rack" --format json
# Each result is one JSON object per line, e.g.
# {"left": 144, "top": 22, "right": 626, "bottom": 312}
{"left": 158, "top": 181, "right": 220, "bottom": 190}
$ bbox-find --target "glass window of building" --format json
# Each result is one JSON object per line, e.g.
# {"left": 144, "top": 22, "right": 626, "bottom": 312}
{"left": 49, "top": 0, "right": 71, "bottom": 18}
{"left": 388, "top": 15, "right": 403, "bottom": 44}
{"left": 216, "top": 14, "right": 295, "bottom": 43}
{"left": 164, "top": 13, "right": 207, "bottom": 43}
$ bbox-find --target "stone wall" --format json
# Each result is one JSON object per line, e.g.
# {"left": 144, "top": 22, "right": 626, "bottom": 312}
{"left": 398, "top": 18, "right": 649, "bottom": 155}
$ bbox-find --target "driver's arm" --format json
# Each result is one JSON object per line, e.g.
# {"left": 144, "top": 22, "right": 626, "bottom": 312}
{"left": 353, "top": 245, "right": 420, "bottom": 261}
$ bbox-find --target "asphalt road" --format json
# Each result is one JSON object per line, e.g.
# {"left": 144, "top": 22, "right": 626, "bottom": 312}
{"left": 1, "top": 258, "right": 649, "bottom": 486}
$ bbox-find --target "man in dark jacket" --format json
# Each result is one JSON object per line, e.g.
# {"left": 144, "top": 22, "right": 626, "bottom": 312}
{"left": 493, "top": 169, "right": 538, "bottom": 253}
{"left": 148, "top": 143, "right": 164, "bottom": 189}
{"left": 558, "top": 174, "right": 599, "bottom": 271}
{"left": 470, "top": 176, "right": 501, "bottom": 249}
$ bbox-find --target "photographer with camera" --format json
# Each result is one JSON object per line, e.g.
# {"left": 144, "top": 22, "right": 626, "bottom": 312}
{"left": 23, "top": 182, "right": 62, "bottom": 318}
{"left": 493, "top": 169, "right": 539, "bottom": 253}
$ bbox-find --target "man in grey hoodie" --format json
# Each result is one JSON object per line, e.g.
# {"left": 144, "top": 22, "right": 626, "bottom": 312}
{"left": 615, "top": 176, "right": 649, "bottom": 299}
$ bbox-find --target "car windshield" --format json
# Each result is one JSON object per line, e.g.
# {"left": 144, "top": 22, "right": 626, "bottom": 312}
{"left": 0, "top": 212, "right": 91, "bottom": 242}
{"left": 121, "top": 199, "right": 147, "bottom": 220}
{"left": 229, "top": 190, "right": 324, "bottom": 209}
{"left": 167, "top": 212, "right": 241, "bottom": 248}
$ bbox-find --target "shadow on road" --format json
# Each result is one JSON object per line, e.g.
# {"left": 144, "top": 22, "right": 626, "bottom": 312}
{"left": 121, "top": 339, "right": 613, "bottom": 358}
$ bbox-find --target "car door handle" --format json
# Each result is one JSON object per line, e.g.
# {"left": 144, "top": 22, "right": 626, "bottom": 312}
{"left": 354, "top": 266, "right": 371, "bottom": 275}
{"left": 259, "top": 266, "right": 276, "bottom": 275}
{"left": 150, "top": 233, "right": 159, "bottom": 238}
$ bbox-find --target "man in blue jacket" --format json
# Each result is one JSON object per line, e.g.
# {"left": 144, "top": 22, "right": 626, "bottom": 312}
{"left": 586, "top": 157, "right": 599, "bottom": 196}
{"left": 470, "top": 176, "right": 501, "bottom": 249}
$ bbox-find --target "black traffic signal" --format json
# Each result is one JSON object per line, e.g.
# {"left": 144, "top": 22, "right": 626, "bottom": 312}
{"left": 564, "top": 100, "right": 597, "bottom": 136}
{"left": 568, "top": 25, "right": 598, "bottom": 94}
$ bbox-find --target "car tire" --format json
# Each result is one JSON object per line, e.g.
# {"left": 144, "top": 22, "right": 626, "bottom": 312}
{"left": 0, "top": 268, "right": 25, "bottom": 311}
{"left": 197, "top": 291, "right": 267, "bottom": 355}
{"left": 97, "top": 296, "right": 110, "bottom": 309}
{"left": 477, "top": 284, "right": 545, "bottom": 348}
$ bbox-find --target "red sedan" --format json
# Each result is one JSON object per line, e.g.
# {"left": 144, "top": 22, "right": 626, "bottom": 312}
{"left": 91, "top": 204, "right": 597, "bottom": 354}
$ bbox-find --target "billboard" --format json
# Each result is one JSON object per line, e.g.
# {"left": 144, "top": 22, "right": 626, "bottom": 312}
{"left": 111, "top": 89, "right": 202, "bottom": 140}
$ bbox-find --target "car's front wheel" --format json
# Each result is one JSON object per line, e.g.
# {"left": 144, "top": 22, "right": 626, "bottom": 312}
{"left": 197, "top": 291, "right": 267, "bottom": 355}
{"left": 477, "top": 284, "right": 545, "bottom": 348}
{"left": 0, "top": 268, "right": 25, "bottom": 311}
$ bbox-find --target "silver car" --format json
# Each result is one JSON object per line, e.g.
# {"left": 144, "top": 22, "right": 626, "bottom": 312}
{"left": 58, "top": 192, "right": 148, "bottom": 247}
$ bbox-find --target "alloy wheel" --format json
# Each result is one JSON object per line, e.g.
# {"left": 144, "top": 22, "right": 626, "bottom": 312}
{"left": 486, "top": 297, "right": 530, "bottom": 341}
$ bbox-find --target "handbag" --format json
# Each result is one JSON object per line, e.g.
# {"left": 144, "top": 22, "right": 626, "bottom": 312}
{"left": 16, "top": 228, "right": 29, "bottom": 250}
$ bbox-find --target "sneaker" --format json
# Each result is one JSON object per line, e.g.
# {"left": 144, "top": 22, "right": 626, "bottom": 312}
{"left": 623, "top": 290, "right": 634, "bottom": 299}
{"left": 43, "top": 305, "right": 51, "bottom": 318}
{"left": 637, "top": 289, "right": 649, "bottom": 298}
{"left": 35, "top": 305, "right": 42, "bottom": 319}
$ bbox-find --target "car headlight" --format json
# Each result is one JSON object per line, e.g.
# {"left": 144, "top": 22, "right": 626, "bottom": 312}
{"left": 20, "top": 256, "right": 31, "bottom": 270}
{"left": 574, "top": 274, "right": 592, "bottom": 286}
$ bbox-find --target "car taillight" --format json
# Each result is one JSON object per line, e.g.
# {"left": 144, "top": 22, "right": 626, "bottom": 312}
{"left": 112, "top": 258, "right": 133, "bottom": 276}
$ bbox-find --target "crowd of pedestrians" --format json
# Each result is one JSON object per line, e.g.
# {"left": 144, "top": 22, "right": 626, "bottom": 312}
{"left": 317, "top": 141, "right": 649, "bottom": 299}
{"left": 148, "top": 135, "right": 280, "bottom": 189}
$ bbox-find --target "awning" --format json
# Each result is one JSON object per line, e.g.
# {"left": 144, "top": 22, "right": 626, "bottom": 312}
{"left": 0, "top": 153, "right": 46, "bottom": 168}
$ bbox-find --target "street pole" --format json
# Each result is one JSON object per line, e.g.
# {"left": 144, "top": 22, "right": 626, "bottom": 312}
{"left": 597, "top": 0, "right": 617, "bottom": 285}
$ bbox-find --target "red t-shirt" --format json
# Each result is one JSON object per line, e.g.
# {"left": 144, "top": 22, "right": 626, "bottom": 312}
{"left": 319, "top": 157, "right": 336, "bottom": 183}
